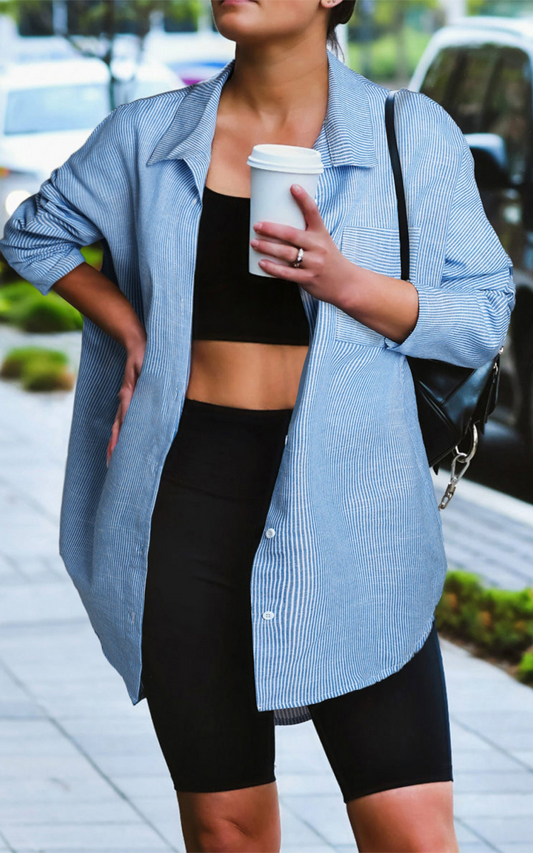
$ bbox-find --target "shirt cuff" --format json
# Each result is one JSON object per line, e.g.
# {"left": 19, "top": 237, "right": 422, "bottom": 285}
{"left": 25, "top": 248, "right": 87, "bottom": 296}
{"left": 384, "top": 280, "right": 427, "bottom": 355}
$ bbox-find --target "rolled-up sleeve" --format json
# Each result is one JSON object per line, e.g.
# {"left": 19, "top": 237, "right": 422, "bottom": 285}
{"left": 0, "top": 107, "right": 127, "bottom": 296}
{"left": 384, "top": 135, "right": 515, "bottom": 367}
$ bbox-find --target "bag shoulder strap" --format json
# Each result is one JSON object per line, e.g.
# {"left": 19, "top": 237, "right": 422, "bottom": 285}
{"left": 385, "top": 91, "right": 410, "bottom": 282}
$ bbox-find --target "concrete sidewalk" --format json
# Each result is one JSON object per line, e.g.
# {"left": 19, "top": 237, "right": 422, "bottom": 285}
{"left": 0, "top": 328, "right": 532, "bottom": 853}
{"left": 433, "top": 470, "right": 533, "bottom": 591}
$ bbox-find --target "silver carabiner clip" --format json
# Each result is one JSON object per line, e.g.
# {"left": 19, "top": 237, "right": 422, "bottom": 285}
{"left": 438, "top": 424, "right": 479, "bottom": 511}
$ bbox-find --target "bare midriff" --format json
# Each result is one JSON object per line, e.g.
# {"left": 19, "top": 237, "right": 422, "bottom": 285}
{"left": 185, "top": 339, "right": 309, "bottom": 410}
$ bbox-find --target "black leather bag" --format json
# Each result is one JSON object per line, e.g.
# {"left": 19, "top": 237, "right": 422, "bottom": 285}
{"left": 385, "top": 91, "right": 502, "bottom": 508}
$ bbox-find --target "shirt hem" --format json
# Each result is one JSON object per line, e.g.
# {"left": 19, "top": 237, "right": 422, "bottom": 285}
{"left": 258, "top": 612, "right": 438, "bottom": 724}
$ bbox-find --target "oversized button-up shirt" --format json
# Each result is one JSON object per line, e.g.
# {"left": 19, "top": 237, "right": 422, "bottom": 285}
{"left": 0, "top": 50, "right": 515, "bottom": 726}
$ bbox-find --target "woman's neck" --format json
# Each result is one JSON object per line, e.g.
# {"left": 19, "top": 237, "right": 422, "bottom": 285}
{"left": 221, "top": 45, "right": 329, "bottom": 132}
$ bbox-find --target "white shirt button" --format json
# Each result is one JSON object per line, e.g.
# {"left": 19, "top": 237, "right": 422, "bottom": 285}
{"left": 262, "top": 611, "right": 275, "bottom": 620}
{"left": 265, "top": 528, "right": 276, "bottom": 538}
{"left": 284, "top": 434, "right": 288, "bottom": 445}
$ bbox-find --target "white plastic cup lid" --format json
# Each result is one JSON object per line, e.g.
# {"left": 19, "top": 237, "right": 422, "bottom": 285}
{"left": 247, "top": 144, "right": 324, "bottom": 174}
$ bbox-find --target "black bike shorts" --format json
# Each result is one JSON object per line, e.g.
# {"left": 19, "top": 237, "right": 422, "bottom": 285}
{"left": 141, "top": 397, "right": 453, "bottom": 803}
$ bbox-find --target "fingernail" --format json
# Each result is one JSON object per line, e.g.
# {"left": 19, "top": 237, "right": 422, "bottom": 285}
{"left": 254, "top": 222, "right": 263, "bottom": 230}
{"left": 292, "top": 184, "right": 302, "bottom": 192}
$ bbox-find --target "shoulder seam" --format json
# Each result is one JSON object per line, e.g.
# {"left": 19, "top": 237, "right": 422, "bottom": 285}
{"left": 111, "top": 86, "right": 190, "bottom": 117}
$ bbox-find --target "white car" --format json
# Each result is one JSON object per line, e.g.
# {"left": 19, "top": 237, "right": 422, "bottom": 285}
{"left": 0, "top": 56, "right": 184, "bottom": 231}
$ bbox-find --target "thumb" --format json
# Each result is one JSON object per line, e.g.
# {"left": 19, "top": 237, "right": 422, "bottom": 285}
{"left": 291, "top": 184, "right": 322, "bottom": 229}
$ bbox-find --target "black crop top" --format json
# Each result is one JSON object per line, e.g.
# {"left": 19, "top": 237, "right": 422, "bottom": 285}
{"left": 191, "top": 185, "right": 310, "bottom": 346}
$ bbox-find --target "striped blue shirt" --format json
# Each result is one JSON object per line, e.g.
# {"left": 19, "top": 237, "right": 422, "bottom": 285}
{"left": 0, "top": 50, "right": 515, "bottom": 726}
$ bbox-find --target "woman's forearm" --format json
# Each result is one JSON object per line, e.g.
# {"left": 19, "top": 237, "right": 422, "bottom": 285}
{"left": 52, "top": 262, "right": 146, "bottom": 351}
{"left": 336, "top": 262, "right": 419, "bottom": 345}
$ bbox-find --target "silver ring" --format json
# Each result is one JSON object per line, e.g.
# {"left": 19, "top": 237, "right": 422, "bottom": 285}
{"left": 292, "top": 247, "right": 304, "bottom": 268}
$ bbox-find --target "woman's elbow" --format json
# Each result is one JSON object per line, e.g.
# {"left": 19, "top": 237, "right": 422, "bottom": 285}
{"left": 468, "top": 302, "right": 512, "bottom": 367}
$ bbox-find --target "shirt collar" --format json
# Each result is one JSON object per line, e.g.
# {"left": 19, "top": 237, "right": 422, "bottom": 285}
{"left": 146, "top": 49, "right": 378, "bottom": 171}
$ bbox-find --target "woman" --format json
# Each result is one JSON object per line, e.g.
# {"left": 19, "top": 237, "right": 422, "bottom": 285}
{"left": 0, "top": 1, "right": 514, "bottom": 851}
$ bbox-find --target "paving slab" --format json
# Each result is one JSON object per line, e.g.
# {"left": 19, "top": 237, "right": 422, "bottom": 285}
{"left": 1, "top": 823, "right": 172, "bottom": 851}
{"left": 455, "top": 847, "right": 500, "bottom": 853}
{"left": 433, "top": 469, "right": 533, "bottom": 589}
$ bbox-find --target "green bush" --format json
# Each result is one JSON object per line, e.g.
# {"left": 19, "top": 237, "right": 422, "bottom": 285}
{"left": 0, "top": 346, "right": 69, "bottom": 379}
{"left": 478, "top": 588, "right": 533, "bottom": 655}
{"left": 21, "top": 360, "right": 75, "bottom": 392}
{"left": 0, "top": 346, "right": 74, "bottom": 392}
{"left": 9, "top": 291, "right": 83, "bottom": 332}
{"left": 437, "top": 570, "right": 485, "bottom": 633}
{"left": 81, "top": 243, "right": 103, "bottom": 269}
{"left": 0, "top": 282, "right": 37, "bottom": 319}
{"left": 436, "top": 569, "right": 533, "bottom": 680}
{"left": 0, "top": 253, "right": 20, "bottom": 285}
{"left": 517, "top": 651, "right": 533, "bottom": 686}
{"left": 0, "top": 282, "right": 82, "bottom": 332}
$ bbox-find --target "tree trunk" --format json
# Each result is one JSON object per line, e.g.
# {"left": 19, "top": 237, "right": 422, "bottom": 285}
{"left": 395, "top": 4, "right": 408, "bottom": 84}
{"left": 103, "top": 0, "right": 117, "bottom": 111}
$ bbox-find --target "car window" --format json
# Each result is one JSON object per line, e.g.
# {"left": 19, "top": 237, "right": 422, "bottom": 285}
{"left": 4, "top": 83, "right": 110, "bottom": 135}
{"left": 446, "top": 46, "right": 499, "bottom": 134}
{"left": 419, "top": 46, "right": 461, "bottom": 107}
{"left": 482, "top": 48, "right": 532, "bottom": 185}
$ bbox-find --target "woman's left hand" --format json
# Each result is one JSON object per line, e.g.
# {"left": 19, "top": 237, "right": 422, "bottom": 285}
{"left": 250, "top": 184, "right": 352, "bottom": 307}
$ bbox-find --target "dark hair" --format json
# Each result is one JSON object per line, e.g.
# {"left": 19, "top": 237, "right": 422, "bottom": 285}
{"left": 327, "top": 0, "right": 356, "bottom": 61}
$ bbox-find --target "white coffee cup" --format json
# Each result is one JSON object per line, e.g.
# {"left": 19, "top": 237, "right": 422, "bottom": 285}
{"left": 246, "top": 144, "right": 324, "bottom": 277}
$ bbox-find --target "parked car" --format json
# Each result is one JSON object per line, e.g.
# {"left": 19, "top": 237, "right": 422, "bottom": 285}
{"left": 0, "top": 57, "right": 184, "bottom": 231}
{"left": 410, "top": 15, "right": 533, "bottom": 454}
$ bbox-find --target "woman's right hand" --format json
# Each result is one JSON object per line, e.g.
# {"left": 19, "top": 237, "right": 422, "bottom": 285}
{"left": 48, "top": 263, "right": 149, "bottom": 469}
{"left": 106, "top": 337, "right": 147, "bottom": 468}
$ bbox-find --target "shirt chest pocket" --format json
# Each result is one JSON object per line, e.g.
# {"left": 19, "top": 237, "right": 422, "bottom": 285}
{"left": 335, "top": 225, "right": 421, "bottom": 347}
